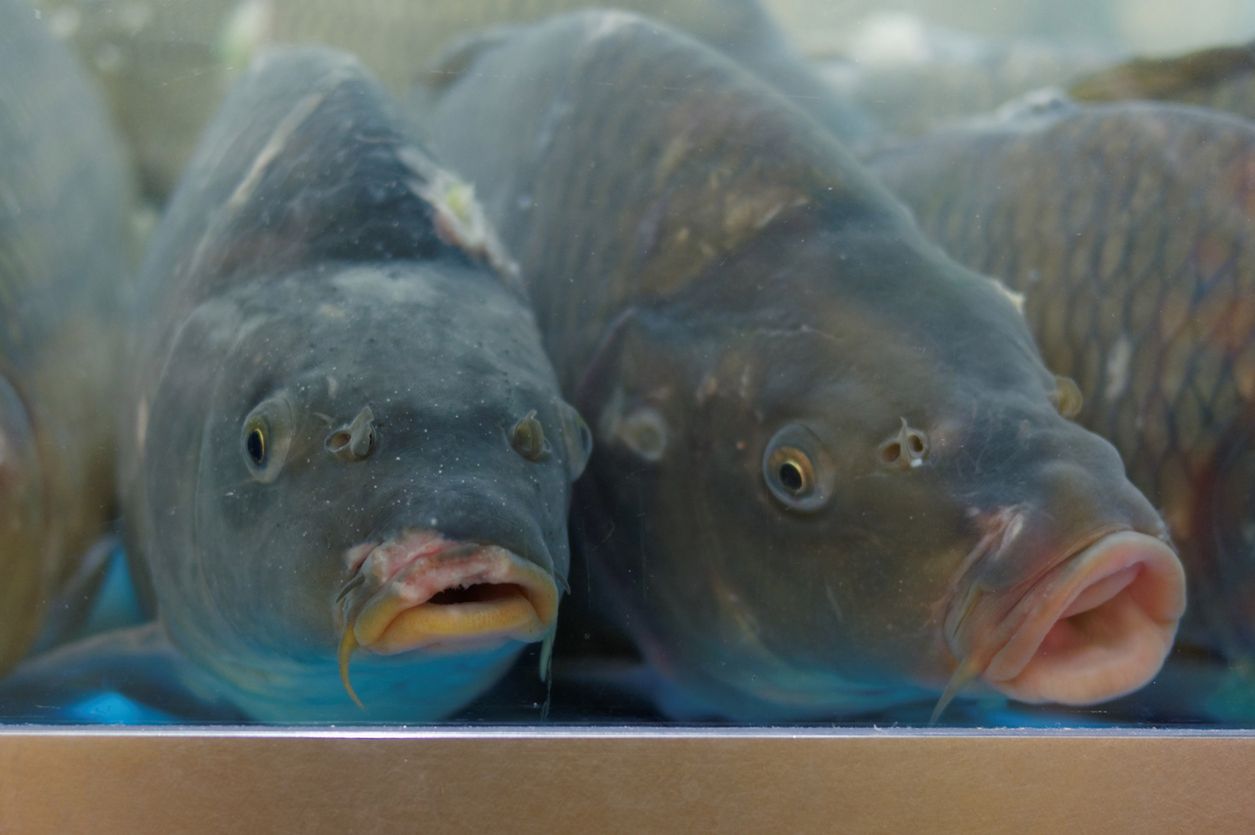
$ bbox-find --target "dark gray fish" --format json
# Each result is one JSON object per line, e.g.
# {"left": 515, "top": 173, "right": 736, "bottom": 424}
{"left": 0, "top": 0, "right": 134, "bottom": 676}
{"left": 3, "top": 47, "right": 590, "bottom": 723}
{"left": 869, "top": 100, "right": 1255, "bottom": 718}
{"left": 1071, "top": 39, "right": 1255, "bottom": 123}
{"left": 36, "top": 0, "right": 867, "bottom": 199}
{"left": 423, "top": 11, "right": 1185, "bottom": 722}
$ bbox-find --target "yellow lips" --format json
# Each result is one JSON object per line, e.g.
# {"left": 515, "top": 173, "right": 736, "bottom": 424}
{"left": 335, "top": 536, "right": 559, "bottom": 709}
{"left": 355, "top": 556, "right": 558, "bottom": 653}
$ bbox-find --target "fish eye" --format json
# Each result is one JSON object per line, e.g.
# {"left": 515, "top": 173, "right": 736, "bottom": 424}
{"left": 510, "top": 410, "right": 549, "bottom": 461}
{"left": 762, "top": 423, "right": 834, "bottom": 513}
{"left": 241, "top": 396, "right": 295, "bottom": 483}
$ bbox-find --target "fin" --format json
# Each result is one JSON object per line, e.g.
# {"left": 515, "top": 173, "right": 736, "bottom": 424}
{"left": 29, "top": 535, "right": 142, "bottom": 654}
{"left": 1070, "top": 40, "right": 1255, "bottom": 102}
{"left": 0, "top": 623, "right": 246, "bottom": 723}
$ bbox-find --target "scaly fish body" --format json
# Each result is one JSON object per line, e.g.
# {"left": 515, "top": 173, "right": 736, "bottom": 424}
{"left": 425, "top": 12, "right": 1185, "bottom": 722}
{"left": 1071, "top": 40, "right": 1255, "bottom": 123}
{"left": 870, "top": 101, "right": 1255, "bottom": 674}
{"left": 0, "top": 0, "right": 134, "bottom": 675}
{"left": 37, "top": 0, "right": 864, "bottom": 198}
{"left": 79, "top": 47, "right": 590, "bottom": 722}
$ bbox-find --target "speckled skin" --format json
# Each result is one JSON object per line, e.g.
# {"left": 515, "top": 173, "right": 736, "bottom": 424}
{"left": 112, "top": 48, "right": 588, "bottom": 722}
{"left": 425, "top": 12, "right": 1179, "bottom": 721}
{"left": 35, "top": 0, "right": 864, "bottom": 198}
{"left": 870, "top": 101, "right": 1255, "bottom": 680}
{"left": 1071, "top": 40, "right": 1255, "bottom": 123}
{"left": 0, "top": 0, "right": 134, "bottom": 676}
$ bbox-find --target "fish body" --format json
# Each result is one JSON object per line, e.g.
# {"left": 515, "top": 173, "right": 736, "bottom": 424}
{"left": 1071, "top": 40, "right": 1255, "bottom": 123}
{"left": 817, "top": 15, "right": 1120, "bottom": 138}
{"left": 0, "top": 0, "right": 134, "bottom": 675}
{"left": 37, "top": 0, "right": 865, "bottom": 199}
{"left": 17, "top": 47, "right": 591, "bottom": 723}
{"left": 869, "top": 101, "right": 1255, "bottom": 704}
{"left": 424, "top": 11, "right": 1185, "bottom": 722}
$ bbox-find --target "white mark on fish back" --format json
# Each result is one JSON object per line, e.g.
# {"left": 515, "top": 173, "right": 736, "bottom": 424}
{"left": 136, "top": 397, "right": 149, "bottom": 451}
{"left": 227, "top": 89, "right": 327, "bottom": 211}
{"left": 988, "top": 277, "right": 1026, "bottom": 315}
{"left": 1105, "top": 334, "right": 1132, "bottom": 401}
{"left": 584, "top": 10, "right": 641, "bottom": 45}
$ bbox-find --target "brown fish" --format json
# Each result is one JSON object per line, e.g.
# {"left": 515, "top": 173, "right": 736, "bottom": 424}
{"left": 424, "top": 11, "right": 1185, "bottom": 722}
{"left": 0, "top": 0, "right": 134, "bottom": 676}
{"left": 869, "top": 100, "right": 1255, "bottom": 713}
{"left": 1071, "top": 39, "right": 1255, "bottom": 123}
{"left": 36, "top": 0, "right": 866, "bottom": 199}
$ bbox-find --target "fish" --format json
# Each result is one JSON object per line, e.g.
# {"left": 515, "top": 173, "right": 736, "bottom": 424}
{"left": 1070, "top": 39, "right": 1255, "bottom": 123}
{"left": 0, "top": 0, "right": 135, "bottom": 677}
{"left": 868, "top": 100, "right": 1255, "bottom": 718}
{"left": 421, "top": 10, "right": 1186, "bottom": 722}
{"left": 0, "top": 46, "right": 591, "bottom": 723}
{"left": 813, "top": 13, "right": 1121, "bottom": 138}
{"left": 35, "top": 0, "right": 867, "bottom": 199}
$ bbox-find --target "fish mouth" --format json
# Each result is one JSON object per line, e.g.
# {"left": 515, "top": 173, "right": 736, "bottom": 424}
{"left": 334, "top": 529, "right": 559, "bottom": 706}
{"left": 339, "top": 530, "right": 559, "bottom": 655}
{"left": 956, "top": 530, "right": 1185, "bottom": 706}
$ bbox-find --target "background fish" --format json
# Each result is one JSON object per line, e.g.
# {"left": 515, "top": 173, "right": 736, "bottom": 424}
{"left": 815, "top": 14, "right": 1121, "bottom": 138}
{"left": 36, "top": 0, "right": 865, "bottom": 199}
{"left": 869, "top": 101, "right": 1255, "bottom": 717}
{"left": 0, "top": 47, "right": 590, "bottom": 723}
{"left": 1071, "top": 39, "right": 1255, "bottom": 122}
{"left": 0, "top": 0, "right": 134, "bottom": 676}
{"left": 423, "top": 11, "right": 1185, "bottom": 722}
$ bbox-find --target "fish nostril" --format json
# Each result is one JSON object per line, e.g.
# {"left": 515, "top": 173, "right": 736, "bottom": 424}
{"left": 326, "top": 406, "right": 376, "bottom": 462}
{"left": 879, "top": 420, "right": 930, "bottom": 469}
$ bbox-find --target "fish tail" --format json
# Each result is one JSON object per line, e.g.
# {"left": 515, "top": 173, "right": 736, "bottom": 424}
{"left": 338, "top": 627, "right": 365, "bottom": 711}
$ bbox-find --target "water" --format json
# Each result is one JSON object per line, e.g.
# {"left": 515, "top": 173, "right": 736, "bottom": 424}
{"left": 1, "top": 0, "right": 1253, "bottom": 729}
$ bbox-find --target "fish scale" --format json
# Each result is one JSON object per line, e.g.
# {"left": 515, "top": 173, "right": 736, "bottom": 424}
{"left": 871, "top": 101, "right": 1255, "bottom": 669}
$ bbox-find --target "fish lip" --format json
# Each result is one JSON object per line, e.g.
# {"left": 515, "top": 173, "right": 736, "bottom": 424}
{"left": 338, "top": 529, "right": 560, "bottom": 656}
{"left": 952, "top": 529, "right": 1186, "bottom": 706}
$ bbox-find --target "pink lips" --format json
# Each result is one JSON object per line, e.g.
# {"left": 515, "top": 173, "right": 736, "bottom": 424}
{"left": 961, "top": 530, "right": 1186, "bottom": 705}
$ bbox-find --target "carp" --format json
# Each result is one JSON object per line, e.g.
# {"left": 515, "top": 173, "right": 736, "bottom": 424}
{"left": 36, "top": 0, "right": 865, "bottom": 199}
{"left": 1071, "top": 39, "right": 1255, "bottom": 123}
{"left": 0, "top": 0, "right": 134, "bottom": 676}
{"left": 423, "top": 11, "right": 1186, "bottom": 722}
{"left": 1, "top": 47, "right": 590, "bottom": 723}
{"left": 869, "top": 100, "right": 1255, "bottom": 718}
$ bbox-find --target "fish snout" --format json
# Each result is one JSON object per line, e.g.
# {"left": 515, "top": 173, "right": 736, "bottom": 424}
{"left": 973, "top": 530, "right": 1185, "bottom": 706}
{"left": 940, "top": 436, "right": 1186, "bottom": 709}
{"left": 337, "top": 529, "right": 559, "bottom": 657}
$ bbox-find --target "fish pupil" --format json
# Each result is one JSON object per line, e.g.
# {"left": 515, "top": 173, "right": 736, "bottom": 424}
{"left": 246, "top": 427, "right": 266, "bottom": 465}
{"left": 779, "top": 460, "right": 805, "bottom": 493}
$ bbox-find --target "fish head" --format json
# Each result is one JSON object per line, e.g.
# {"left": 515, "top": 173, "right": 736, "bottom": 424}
{"left": 0, "top": 373, "right": 45, "bottom": 670}
{"left": 141, "top": 262, "right": 590, "bottom": 712}
{"left": 581, "top": 217, "right": 1184, "bottom": 719}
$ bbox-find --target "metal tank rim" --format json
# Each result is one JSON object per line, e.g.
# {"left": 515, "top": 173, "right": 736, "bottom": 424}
{"left": 2, "top": 725, "right": 1253, "bottom": 832}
